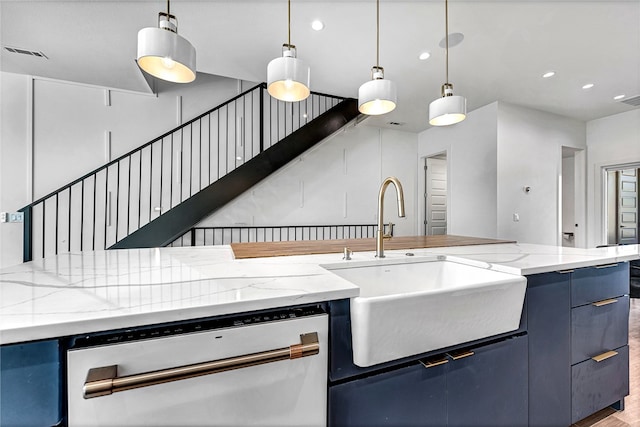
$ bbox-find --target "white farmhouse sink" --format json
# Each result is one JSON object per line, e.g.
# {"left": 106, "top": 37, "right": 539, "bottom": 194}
{"left": 322, "top": 257, "right": 526, "bottom": 367}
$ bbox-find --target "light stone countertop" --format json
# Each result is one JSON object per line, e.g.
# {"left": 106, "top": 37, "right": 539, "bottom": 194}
{"left": 1, "top": 242, "right": 638, "bottom": 345}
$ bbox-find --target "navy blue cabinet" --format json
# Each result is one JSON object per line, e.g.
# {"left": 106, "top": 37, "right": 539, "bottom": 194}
{"left": 526, "top": 263, "right": 630, "bottom": 426}
{"left": 447, "top": 335, "right": 528, "bottom": 427}
{"left": 329, "top": 335, "right": 528, "bottom": 427}
{"left": 0, "top": 340, "right": 62, "bottom": 427}
{"left": 570, "top": 263, "right": 630, "bottom": 424}
{"left": 329, "top": 361, "right": 447, "bottom": 427}
{"left": 527, "top": 271, "right": 572, "bottom": 427}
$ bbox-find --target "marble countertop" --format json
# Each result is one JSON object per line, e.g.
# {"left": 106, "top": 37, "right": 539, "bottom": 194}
{"left": 1, "top": 241, "right": 639, "bottom": 345}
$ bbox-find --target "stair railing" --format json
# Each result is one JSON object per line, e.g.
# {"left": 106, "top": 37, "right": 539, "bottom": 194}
{"left": 20, "top": 83, "right": 346, "bottom": 262}
{"left": 170, "top": 224, "right": 380, "bottom": 247}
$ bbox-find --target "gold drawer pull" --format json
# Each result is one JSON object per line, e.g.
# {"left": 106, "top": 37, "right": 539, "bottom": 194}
{"left": 592, "top": 298, "right": 618, "bottom": 307}
{"left": 420, "top": 357, "right": 449, "bottom": 369}
{"left": 595, "top": 263, "right": 618, "bottom": 269}
{"left": 449, "top": 350, "right": 475, "bottom": 360}
{"left": 592, "top": 350, "right": 618, "bottom": 363}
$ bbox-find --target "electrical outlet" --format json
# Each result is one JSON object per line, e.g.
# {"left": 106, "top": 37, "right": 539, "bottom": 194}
{"left": 9, "top": 212, "right": 24, "bottom": 223}
{"left": 2, "top": 212, "right": 24, "bottom": 223}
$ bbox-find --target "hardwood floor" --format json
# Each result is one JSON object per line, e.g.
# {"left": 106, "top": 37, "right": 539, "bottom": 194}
{"left": 573, "top": 297, "right": 640, "bottom": 427}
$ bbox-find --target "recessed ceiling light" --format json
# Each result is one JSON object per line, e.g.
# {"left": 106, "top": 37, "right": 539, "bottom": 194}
{"left": 311, "top": 20, "right": 324, "bottom": 31}
{"left": 542, "top": 71, "right": 555, "bottom": 78}
{"left": 614, "top": 94, "right": 625, "bottom": 100}
{"left": 582, "top": 83, "right": 594, "bottom": 89}
{"left": 418, "top": 51, "right": 431, "bottom": 60}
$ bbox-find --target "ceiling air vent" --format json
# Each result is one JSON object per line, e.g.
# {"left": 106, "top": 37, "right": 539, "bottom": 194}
{"left": 3, "top": 46, "right": 48, "bottom": 59}
{"left": 619, "top": 95, "right": 640, "bottom": 107}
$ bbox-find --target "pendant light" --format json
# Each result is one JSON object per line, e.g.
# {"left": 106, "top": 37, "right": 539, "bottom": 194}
{"left": 428, "top": 0, "right": 466, "bottom": 126}
{"left": 137, "top": 0, "right": 196, "bottom": 84}
{"left": 267, "top": 0, "right": 311, "bottom": 102}
{"left": 358, "top": 0, "right": 397, "bottom": 115}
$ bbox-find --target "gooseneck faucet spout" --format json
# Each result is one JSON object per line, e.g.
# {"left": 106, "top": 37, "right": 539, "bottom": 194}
{"left": 376, "top": 176, "right": 405, "bottom": 258}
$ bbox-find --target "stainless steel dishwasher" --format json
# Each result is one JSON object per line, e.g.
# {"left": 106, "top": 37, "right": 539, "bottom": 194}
{"left": 67, "top": 306, "right": 328, "bottom": 426}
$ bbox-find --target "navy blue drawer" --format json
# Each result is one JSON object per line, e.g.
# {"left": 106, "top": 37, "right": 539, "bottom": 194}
{"left": 329, "top": 362, "right": 447, "bottom": 427}
{"left": 571, "top": 263, "right": 629, "bottom": 307}
{"left": 571, "top": 345, "right": 629, "bottom": 424}
{"left": 571, "top": 295, "right": 629, "bottom": 364}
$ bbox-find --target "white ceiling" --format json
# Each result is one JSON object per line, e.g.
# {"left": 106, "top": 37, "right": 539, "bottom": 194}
{"left": 1, "top": 0, "right": 639, "bottom": 132}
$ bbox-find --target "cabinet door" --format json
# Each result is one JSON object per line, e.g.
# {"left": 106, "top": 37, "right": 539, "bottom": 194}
{"left": 447, "top": 335, "right": 528, "bottom": 427}
{"left": 0, "top": 340, "right": 62, "bottom": 427}
{"left": 328, "top": 362, "right": 447, "bottom": 427}
{"left": 526, "top": 271, "right": 572, "bottom": 427}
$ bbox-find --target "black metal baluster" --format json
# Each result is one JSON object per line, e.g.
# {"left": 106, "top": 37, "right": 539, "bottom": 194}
{"left": 54, "top": 194, "right": 59, "bottom": 255}
{"left": 92, "top": 174, "right": 97, "bottom": 251}
{"left": 199, "top": 118, "right": 202, "bottom": 191}
{"left": 189, "top": 123, "right": 193, "bottom": 197}
{"left": 104, "top": 168, "right": 109, "bottom": 250}
{"left": 80, "top": 180, "right": 84, "bottom": 251}
{"left": 208, "top": 114, "right": 211, "bottom": 185}
{"left": 115, "top": 160, "right": 121, "bottom": 243}
{"left": 138, "top": 150, "right": 142, "bottom": 230}
{"left": 149, "top": 144, "right": 153, "bottom": 227}
{"left": 22, "top": 205, "right": 32, "bottom": 262}
{"left": 158, "top": 139, "right": 164, "bottom": 223}
{"left": 126, "top": 156, "right": 131, "bottom": 237}
{"left": 169, "top": 133, "right": 174, "bottom": 209}
{"left": 67, "top": 187, "right": 72, "bottom": 252}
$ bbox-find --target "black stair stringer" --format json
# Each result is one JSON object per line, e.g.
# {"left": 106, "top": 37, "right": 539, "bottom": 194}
{"left": 110, "top": 98, "right": 360, "bottom": 249}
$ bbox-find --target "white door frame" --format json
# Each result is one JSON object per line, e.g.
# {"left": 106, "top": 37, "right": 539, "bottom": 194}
{"left": 601, "top": 161, "right": 640, "bottom": 245}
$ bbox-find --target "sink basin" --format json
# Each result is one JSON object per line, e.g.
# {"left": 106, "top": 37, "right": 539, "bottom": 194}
{"left": 322, "top": 257, "right": 526, "bottom": 367}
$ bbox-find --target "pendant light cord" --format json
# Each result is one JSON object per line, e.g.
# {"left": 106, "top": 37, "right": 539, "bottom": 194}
{"left": 288, "top": 0, "right": 291, "bottom": 46}
{"left": 376, "top": 0, "right": 380, "bottom": 68}
{"left": 445, "top": 0, "right": 449, "bottom": 84}
{"left": 167, "top": 0, "right": 170, "bottom": 17}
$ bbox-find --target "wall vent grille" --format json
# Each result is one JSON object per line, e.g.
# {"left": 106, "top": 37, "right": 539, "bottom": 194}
{"left": 620, "top": 95, "right": 640, "bottom": 107}
{"left": 3, "top": 46, "right": 48, "bottom": 59}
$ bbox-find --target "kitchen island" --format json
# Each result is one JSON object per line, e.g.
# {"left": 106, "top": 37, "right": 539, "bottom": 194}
{"left": 1, "top": 239, "right": 639, "bottom": 426}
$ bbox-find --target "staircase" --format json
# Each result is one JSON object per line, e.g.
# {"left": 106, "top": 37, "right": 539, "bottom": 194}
{"left": 20, "top": 84, "right": 359, "bottom": 261}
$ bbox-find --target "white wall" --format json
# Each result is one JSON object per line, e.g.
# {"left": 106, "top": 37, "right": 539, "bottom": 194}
{"left": 32, "top": 74, "right": 244, "bottom": 199}
{"left": 0, "top": 73, "right": 31, "bottom": 268}
{"left": 418, "top": 102, "right": 499, "bottom": 238}
{"left": 586, "top": 109, "right": 640, "bottom": 247}
{"left": 195, "top": 124, "right": 419, "bottom": 238}
{"left": 0, "top": 71, "right": 248, "bottom": 268}
{"left": 496, "top": 103, "right": 585, "bottom": 245}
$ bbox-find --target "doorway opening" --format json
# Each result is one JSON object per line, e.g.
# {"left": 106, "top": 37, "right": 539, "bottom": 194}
{"left": 561, "top": 147, "right": 585, "bottom": 248}
{"left": 424, "top": 153, "right": 447, "bottom": 235}
{"left": 604, "top": 164, "right": 640, "bottom": 245}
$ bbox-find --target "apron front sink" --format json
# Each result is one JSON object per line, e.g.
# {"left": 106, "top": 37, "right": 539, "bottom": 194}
{"left": 322, "top": 256, "right": 526, "bottom": 367}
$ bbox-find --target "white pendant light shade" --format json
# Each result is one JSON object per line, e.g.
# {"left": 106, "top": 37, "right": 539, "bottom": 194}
{"left": 358, "top": 68, "right": 397, "bottom": 115}
{"left": 267, "top": 46, "right": 310, "bottom": 102}
{"left": 429, "top": 84, "right": 466, "bottom": 126}
{"left": 137, "top": 12, "right": 196, "bottom": 83}
{"left": 428, "top": 0, "right": 466, "bottom": 126}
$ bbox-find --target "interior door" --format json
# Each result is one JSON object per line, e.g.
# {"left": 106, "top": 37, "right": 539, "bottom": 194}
{"left": 618, "top": 169, "right": 638, "bottom": 244}
{"left": 425, "top": 157, "right": 447, "bottom": 235}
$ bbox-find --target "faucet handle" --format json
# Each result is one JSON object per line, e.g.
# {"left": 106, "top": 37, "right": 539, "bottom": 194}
{"left": 383, "top": 222, "right": 394, "bottom": 239}
{"left": 343, "top": 247, "right": 353, "bottom": 261}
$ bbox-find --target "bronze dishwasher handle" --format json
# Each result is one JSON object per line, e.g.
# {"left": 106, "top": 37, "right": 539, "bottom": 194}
{"left": 83, "top": 332, "right": 319, "bottom": 399}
